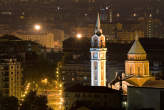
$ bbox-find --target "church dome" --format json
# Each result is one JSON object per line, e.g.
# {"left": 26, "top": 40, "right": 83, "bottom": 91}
{"left": 128, "top": 39, "right": 147, "bottom": 60}
{"left": 128, "top": 40, "right": 146, "bottom": 54}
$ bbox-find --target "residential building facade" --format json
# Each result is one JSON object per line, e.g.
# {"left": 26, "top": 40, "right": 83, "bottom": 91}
{"left": 0, "top": 58, "right": 23, "bottom": 99}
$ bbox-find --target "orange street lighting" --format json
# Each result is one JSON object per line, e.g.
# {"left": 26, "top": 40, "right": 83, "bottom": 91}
{"left": 34, "top": 24, "right": 41, "bottom": 31}
{"left": 41, "top": 78, "right": 48, "bottom": 84}
{"left": 76, "top": 33, "right": 82, "bottom": 39}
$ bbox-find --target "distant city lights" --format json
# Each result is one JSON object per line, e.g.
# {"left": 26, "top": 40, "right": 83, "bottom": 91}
{"left": 117, "top": 13, "right": 120, "bottom": 17}
{"left": 149, "top": 13, "right": 152, "bottom": 17}
{"left": 133, "top": 13, "right": 136, "bottom": 17}
{"left": 41, "top": 78, "right": 48, "bottom": 84}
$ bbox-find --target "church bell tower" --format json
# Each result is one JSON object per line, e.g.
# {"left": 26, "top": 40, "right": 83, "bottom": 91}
{"left": 90, "top": 13, "right": 107, "bottom": 86}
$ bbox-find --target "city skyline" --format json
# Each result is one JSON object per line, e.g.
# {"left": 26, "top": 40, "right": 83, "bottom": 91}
{"left": 0, "top": 1, "right": 164, "bottom": 110}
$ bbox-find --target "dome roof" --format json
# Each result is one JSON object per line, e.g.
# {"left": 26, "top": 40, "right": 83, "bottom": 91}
{"left": 128, "top": 40, "right": 146, "bottom": 54}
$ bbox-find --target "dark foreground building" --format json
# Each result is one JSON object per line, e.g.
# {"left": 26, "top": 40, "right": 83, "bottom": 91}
{"left": 128, "top": 85, "right": 164, "bottom": 110}
{"left": 64, "top": 84, "right": 122, "bottom": 110}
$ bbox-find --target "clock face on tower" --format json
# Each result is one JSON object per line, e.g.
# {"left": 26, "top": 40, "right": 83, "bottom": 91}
{"left": 93, "top": 53, "right": 98, "bottom": 58}
{"left": 100, "top": 53, "right": 105, "bottom": 59}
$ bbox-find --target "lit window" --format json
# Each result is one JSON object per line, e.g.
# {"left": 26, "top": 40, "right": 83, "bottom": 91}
{"left": 130, "top": 66, "right": 132, "bottom": 74}
{"left": 84, "top": 76, "right": 87, "bottom": 80}
{"left": 144, "top": 65, "right": 147, "bottom": 75}
{"left": 133, "top": 13, "right": 136, "bottom": 17}
{"left": 116, "top": 13, "right": 120, "bottom": 17}
{"left": 138, "top": 67, "right": 140, "bottom": 76}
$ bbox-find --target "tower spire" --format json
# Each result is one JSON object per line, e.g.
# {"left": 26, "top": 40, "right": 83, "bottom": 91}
{"left": 95, "top": 13, "right": 102, "bottom": 34}
{"left": 128, "top": 33, "right": 146, "bottom": 54}
{"left": 96, "top": 13, "right": 101, "bottom": 30}
{"left": 90, "top": 13, "right": 107, "bottom": 87}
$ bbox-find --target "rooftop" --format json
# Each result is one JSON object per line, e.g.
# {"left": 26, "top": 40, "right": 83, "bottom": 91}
{"left": 128, "top": 40, "right": 146, "bottom": 54}
{"left": 65, "top": 84, "right": 120, "bottom": 94}
{"left": 143, "top": 80, "right": 164, "bottom": 88}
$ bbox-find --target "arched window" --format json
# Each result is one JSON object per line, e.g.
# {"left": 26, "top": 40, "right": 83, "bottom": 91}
{"left": 99, "top": 36, "right": 105, "bottom": 47}
{"left": 130, "top": 66, "right": 132, "bottom": 74}
{"left": 101, "top": 62, "right": 104, "bottom": 80}
{"left": 92, "top": 36, "right": 98, "bottom": 48}
{"left": 144, "top": 65, "right": 147, "bottom": 75}
{"left": 138, "top": 67, "right": 140, "bottom": 76}
{"left": 94, "top": 62, "right": 98, "bottom": 80}
{"left": 94, "top": 38, "right": 98, "bottom": 47}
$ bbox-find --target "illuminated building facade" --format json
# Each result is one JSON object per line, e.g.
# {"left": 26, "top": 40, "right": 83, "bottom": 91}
{"left": 125, "top": 38, "right": 154, "bottom": 86}
{"left": 90, "top": 13, "right": 107, "bottom": 86}
{"left": 0, "top": 58, "right": 22, "bottom": 99}
{"left": 144, "top": 14, "right": 153, "bottom": 38}
{"left": 15, "top": 32, "right": 55, "bottom": 48}
{"left": 61, "top": 63, "right": 90, "bottom": 86}
{"left": 12, "top": 29, "right": 64, "bottom": 51}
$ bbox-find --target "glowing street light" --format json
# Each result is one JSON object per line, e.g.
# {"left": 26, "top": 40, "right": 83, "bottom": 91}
{"left": 76, "top": 33, "right": 82, "bottom": 39}
{"left": 41, "top": 78, "right": 48, "bottom": 84}
{"left": 34, "top": 24, "right": 41, "bottom": 31}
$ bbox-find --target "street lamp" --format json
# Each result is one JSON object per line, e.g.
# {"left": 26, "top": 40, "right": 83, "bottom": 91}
{"left": 41, "top": 78, "right": 48, "bottom": 95}
{"left": 41, "top": 78, "right": 48, "bottom": 85}
{"left": 76, "top": 33, "right": 82, "bottom": 39}
{"left": 34, "top": 24, "right": 41, "bottom": 31}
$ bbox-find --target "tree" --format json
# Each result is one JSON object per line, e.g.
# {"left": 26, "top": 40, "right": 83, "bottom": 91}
{"left": 0, "top": 96, "right": 19, "bottom": 110}
{"left": 20, "top": 91, "right": 52, "bottom": 110}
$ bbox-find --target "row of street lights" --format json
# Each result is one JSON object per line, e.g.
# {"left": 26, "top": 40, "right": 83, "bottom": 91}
{"left": 34, "top": 23, "right": 83, "bottom": 40}
{"left": 21, "top": 82, "right": 31, "bottom": 99}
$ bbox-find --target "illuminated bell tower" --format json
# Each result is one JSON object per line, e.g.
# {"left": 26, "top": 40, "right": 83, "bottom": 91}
{"left": 90, "top": 13, "right": 107, "bottom": 86}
